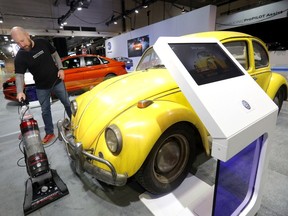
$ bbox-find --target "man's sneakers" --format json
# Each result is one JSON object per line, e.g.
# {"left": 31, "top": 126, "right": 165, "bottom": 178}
{"left": 42, "top": 133, "right": 56, "bottom": 144}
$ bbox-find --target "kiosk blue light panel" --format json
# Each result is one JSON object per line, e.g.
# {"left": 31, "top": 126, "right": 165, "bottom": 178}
{"left": 25, "top": 85, "right": 38, "bottom": 102}
{"left": 213, "top": 135, "right": 264, "bottom": 216}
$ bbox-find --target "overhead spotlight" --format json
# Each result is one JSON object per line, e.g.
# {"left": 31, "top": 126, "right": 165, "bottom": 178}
{"left": 57, "top": 1, "right": 87, "bottom": 27}
{"left": 135, "top": 9, "right": 139, "bottom": 14}
{"left": 114, "top": 21, "right": 117, "bottom": 24}
{"left": 181, "top": 7, "right": 188, "bottom": 13}
{"left": 59, "top": 21, "right": 67, "bottom": 26}
{"left": 143, "top": 5, "right": 148, "bottom": 9}
{"left": 0, "top": 16, "right": 3, "bottom": 23}
{"left": 58, "top": 16, "right": 66, "bottom": 26}
{"left": 77, "top": 0, "right": 83, "bottom": 10}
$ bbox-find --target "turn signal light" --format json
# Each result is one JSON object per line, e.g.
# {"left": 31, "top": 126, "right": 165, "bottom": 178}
{"left": 137, "top": 100, "right": 153, "bottom": 108}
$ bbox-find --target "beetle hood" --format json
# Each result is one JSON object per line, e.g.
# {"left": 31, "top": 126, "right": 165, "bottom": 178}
{"left": 73, "top": 69, "right": 178, "bottom": 147}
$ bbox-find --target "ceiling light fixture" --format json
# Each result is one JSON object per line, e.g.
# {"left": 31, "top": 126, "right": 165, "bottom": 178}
{"left": 105, "top": 0, "right": 157, "bottom": 26}
{"left": 58, "top": 0, "right": 86, "bottom": 26}
{"left": 172, "top": 3, "right": 189, "bottom": 14}
{"left": 77, "top": 1, "right": 83, "bottom": 10}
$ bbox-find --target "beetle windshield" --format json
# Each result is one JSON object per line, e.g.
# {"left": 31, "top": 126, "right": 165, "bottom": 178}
{"left": 136, "top": 47, "right": 165, "bottom": 70}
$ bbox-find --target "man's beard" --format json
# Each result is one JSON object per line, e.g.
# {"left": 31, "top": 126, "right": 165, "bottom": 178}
{"left": 23, "top": 40, "right": 33, "bottom": 51}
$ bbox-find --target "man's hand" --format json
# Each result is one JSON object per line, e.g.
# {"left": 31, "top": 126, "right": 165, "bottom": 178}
{"left": 58, "top": 69, "right": 65, "bottom": 80}
{"left": 17, "top": 92, "right": 26, "bottom": 102}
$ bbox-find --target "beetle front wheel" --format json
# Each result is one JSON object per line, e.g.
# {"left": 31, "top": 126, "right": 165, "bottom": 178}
{"left": 273, "top": 87, "right": 285, "bottom": 114}
{"left": 135, "top": 123, "right": 197, "bottom": 195}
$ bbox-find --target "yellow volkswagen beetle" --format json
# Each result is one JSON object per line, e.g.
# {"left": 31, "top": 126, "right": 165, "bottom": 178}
{"left": 58, "top": 31, "right": 288, "bottom": 195}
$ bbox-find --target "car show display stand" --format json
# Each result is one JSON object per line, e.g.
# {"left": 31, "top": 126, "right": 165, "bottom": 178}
{"left": 140, "top": 173, "right": 215, "bottom": 216}
{"left": 140, "top": 37, "right": 278, "bottom": 216}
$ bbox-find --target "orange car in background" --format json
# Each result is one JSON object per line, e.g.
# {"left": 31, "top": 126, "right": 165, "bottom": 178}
{"left": 2, "top": 54, "right": 127, "bottom": 101}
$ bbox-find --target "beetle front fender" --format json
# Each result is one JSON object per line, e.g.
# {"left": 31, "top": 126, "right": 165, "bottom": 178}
{"left": 95, "top": 100, "right": 209, "bottom": 177}
{"left": 266, "top": 72, "right": 288, "bottom": 100}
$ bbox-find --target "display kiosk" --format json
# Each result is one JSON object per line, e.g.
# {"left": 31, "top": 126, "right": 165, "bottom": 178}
{"left": 141, "top": 37, "right": 278, "bottom": 216}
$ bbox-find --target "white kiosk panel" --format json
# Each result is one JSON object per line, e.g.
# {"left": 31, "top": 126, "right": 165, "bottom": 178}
{"left": 153, "top": 36, "right": 278, "bottom": 161}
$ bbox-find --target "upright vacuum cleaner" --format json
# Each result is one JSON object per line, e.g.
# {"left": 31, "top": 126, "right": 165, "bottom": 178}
{"left": 19, "top": 100, "right": 69, "bottom": 215}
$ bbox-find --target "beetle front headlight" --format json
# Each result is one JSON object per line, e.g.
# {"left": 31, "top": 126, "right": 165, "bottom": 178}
{"left": 70, "top": 100, "right": 78, "bottom": 116}
{"left": 105, "top": 124, "right": 122, "bottom": 155}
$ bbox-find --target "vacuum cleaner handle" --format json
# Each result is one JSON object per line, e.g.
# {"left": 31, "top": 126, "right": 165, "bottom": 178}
{"left": 20, "top": 97, "right": 29, "bottom": 107}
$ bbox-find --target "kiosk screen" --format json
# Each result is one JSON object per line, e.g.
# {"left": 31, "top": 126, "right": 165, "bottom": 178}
{"left": 168, "top": 43, "right": 244, "bottom": 85}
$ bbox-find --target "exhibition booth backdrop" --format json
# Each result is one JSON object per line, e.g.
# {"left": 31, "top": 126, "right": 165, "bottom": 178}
{"left": 105, "top": 5, "right": 217, "bottom": 71}
{"left": 105, "top": 0, "right": 288, "bottom": 71}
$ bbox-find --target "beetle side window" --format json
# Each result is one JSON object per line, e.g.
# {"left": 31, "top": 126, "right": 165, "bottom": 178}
{"left": 224, "top": 41, "right": 248, "bottom": 70}
{"left": 85, "top": 57, "right": 101, "bottom": 66}
{"left": 63, "top": 58, "right": 80, "bottom": 69}
{"left": 253, "top": 41, "right": 269, "bottom": 69}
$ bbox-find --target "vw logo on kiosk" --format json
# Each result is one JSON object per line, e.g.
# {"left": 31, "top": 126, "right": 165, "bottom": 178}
{"left": 242, "top": 100, "right": 251, "bottom": 110}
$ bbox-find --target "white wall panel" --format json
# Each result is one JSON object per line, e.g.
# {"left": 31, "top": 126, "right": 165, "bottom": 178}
{"left": 105, "top": 5, "right": 217, "bottom": 70}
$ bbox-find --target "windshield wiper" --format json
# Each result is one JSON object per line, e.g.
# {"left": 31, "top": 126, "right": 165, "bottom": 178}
{"left": 151, "top": 64, "right": 165, "bottom": 68}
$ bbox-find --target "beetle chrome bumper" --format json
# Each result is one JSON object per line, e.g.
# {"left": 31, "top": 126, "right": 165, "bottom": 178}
{"left": 57, "top": 119, "right": 127, "bottom": 186}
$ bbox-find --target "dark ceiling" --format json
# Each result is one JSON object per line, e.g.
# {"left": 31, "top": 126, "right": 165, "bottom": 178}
{"left": 58, "top": 0, "right": 287, "bottom": 52}
{"left": 0, "top": 0, "right": 285, "bottom": 58}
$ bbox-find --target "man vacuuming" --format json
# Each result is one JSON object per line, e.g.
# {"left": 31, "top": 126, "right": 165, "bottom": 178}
{"left": 11, "top": 26, "right": 72, "bottom": 144}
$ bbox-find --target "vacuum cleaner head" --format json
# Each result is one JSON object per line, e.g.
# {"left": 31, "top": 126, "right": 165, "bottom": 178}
{"left": 23, "top": 169, "right": 69, "bottom": 215}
